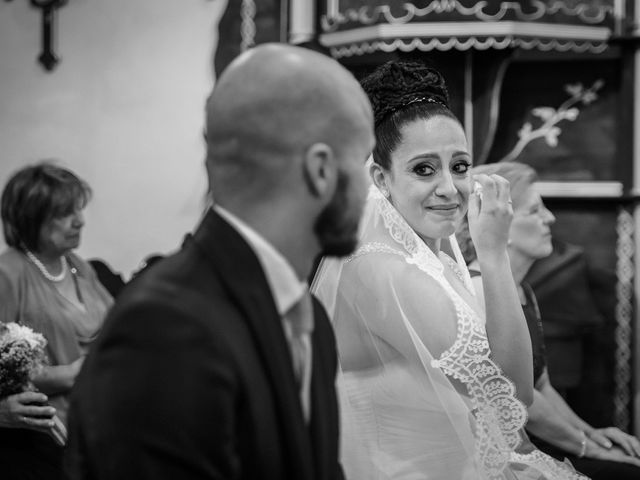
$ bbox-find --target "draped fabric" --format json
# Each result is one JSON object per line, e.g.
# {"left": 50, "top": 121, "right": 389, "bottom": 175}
{"left": 0, "top": 248, "right": 112, "bottom": 425}
{"left": 312, "top": 185, "right": 588, "bottom": 479}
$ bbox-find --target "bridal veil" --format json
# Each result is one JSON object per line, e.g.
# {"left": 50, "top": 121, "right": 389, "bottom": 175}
{"left": 312, "top": 186, "right": 587, "bottom": 480}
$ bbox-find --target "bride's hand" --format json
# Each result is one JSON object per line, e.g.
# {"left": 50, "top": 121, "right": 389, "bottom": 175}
{"left": 467, "top": 173, "right": 513, "bottom": 259}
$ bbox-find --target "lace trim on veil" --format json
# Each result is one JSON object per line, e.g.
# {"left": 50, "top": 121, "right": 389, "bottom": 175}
{"left": 345, "top": 242, "right": 405, "bottom": 263}
{"left": 369, "top": 188, "right": 528, "bottom": 479}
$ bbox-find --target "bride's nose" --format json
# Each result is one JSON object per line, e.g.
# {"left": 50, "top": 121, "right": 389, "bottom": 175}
{"left": 435, "top": 170, "right": 456, "bottom": 197}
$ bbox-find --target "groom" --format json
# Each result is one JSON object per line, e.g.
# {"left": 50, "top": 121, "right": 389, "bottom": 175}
{"left": 65, "top": 44, "right": 374, "bottom": 480}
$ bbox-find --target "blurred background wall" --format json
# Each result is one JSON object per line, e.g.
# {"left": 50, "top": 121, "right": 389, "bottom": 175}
{"left": 2, "top": 0, "right": 640, "bottom": 436}
{"left": 0, "top": 0, "right": 226, "bottom": 277}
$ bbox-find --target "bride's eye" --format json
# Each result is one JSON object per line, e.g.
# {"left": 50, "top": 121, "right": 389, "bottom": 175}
{"left": 452, "top": 161, "right": 471, "bottom": 175}
{"left": 413, "top": 163, "right": 435, "bottom": 177}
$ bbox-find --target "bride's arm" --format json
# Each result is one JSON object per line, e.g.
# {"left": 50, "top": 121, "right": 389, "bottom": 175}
{"left": 348, "top": 255, "right": 462, "bottom": 364}
{"left": 468, "top": 174, "right": 533, "bottom": 405}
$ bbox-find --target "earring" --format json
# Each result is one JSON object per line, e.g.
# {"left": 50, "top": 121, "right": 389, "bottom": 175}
{"left": 380, "top": 187, "right": 389, "bottom": 198}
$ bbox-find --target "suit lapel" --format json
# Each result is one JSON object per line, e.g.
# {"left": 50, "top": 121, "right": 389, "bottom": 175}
{"left": 192, "top": 209, "right": 314, "bottom": 479}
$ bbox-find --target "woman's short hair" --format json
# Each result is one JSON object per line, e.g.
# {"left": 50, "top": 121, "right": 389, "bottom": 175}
{"left": 457, "top": 161, "right": 538, "bottom": 265}
{"left": 360, "top": 60, "right": 460, "bottom": 170}
{"left": 1, "top": 161, "right": 92, "bottom": 251}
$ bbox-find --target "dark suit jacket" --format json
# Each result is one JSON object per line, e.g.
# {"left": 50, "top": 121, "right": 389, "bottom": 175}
{"left": 65, "top": 210, "right": 344, "bottom": 480}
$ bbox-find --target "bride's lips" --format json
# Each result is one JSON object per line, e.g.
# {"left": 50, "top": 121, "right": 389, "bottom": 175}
{"left": 427, "top": 204, "right": 458, "bottom": 215}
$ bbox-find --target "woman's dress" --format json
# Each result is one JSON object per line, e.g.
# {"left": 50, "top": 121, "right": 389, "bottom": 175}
{"left": 312, "top": 187, "right": 587, "bottom": 480}
{"left": 0, "top": 247, "right": 113, "bottom": 480}
{"left": 520, "top": 282, "right": 640, "bottom": 480}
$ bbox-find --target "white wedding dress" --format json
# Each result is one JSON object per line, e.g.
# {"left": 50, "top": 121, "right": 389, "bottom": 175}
{"left": 312, "top": 186, "right": 588, "bottom": 480}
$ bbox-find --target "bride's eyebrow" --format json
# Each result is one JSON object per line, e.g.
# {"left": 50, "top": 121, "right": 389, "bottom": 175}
{"left": 407, "top": 153, "right": 440, "bottom": 163}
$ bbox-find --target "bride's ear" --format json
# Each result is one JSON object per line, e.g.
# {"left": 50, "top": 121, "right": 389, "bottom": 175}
{"left": 370, "top": 162, "right": 390, "bottom": 198}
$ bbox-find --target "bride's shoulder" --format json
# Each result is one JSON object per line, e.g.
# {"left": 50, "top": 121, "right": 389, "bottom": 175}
{"left": 346, "top": 241, "right": 406, "bottom": 264}
{"left": 345, "top": 244, "right": 448, "bottom": 292}
{"left": 344, "top": 242, "right": 408, "bottom": 276}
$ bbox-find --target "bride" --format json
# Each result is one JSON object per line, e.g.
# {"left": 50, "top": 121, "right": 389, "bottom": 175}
{"left": 311, "top": 61, "right": 588, "bottom": 479}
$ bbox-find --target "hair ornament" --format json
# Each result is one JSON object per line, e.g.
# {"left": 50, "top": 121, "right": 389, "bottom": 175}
{"left": 361, "top": 61, "right": 451, "bottom": 128}
{"left": 403, "top": 96, "right": 448, "bottom": 109}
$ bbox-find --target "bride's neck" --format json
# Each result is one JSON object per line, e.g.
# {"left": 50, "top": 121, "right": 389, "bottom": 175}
{"left": 418, "top": 234, "right": 440, "bottom": 254}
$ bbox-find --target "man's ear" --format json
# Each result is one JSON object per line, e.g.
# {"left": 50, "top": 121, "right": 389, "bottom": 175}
{"left": 303, "top": 142, "right": 337, "bottom": 199}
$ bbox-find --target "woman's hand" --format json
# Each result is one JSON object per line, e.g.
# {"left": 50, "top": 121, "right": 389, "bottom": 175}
{"left": 0, "top": 391, "right": 56, "bottom": 432}
{"left": 69, "top": 355, "right": 85, "bottom": 378}
{"left": 32, "top": 355, "right": 86, "bottom": 395}
{"left": 586, "top": 441, "right": 640, "bottom": 466}
{"left": 467, "top": 173, "right": 513, "bottom": 260}
{"left": 588, "top": 427, "right": 640, "bottom": 458}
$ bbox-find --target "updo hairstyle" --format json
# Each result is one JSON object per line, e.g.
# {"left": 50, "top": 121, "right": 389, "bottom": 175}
{"left": 360, "top": 61, "right": 459, "bottom": 170}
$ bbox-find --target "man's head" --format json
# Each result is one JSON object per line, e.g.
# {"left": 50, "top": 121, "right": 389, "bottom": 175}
{"left": 204, "top": 44, "right": 374, "bottom": 258}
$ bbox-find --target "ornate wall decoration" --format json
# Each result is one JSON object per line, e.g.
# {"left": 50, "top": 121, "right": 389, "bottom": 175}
{"left": 213, "top": 0, "right": 281, "bottom": 76}
{"left": 240, "top": 0, "right": 257, "bottom": 51}
{"left": 498, "top": 80, "right": 604, "bottom": 163}
{"left": 319, "top": 0, "right": 614, "bottom": 57}
{"left": 323, "top": 0, "right": 613, "bottom": 32}
{"left": 487, "top": 58, "right": 618, "bottom": 182}
{"left": 614, "top": 207, "right": 634, "bottom": 431}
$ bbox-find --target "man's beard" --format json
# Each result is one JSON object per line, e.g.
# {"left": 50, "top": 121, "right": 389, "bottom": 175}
{"left": 314, "top": 170, "right": 361, "bottom": 258}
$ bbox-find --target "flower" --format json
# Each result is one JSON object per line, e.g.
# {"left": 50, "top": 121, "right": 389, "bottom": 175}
{"left": 563, "top": 108, "right": 580, "bottom": 121}
{"left": 565, "top": 83, "right": 584, "bottom": 97}
{"left": 581, "top": 91, "right": 598, "bottom": 105}
{"left": 0, "top": 323, "right": 67, "bottom": 446}
{"left": 544, "top": 127, "right": 561, "bottom": 147}
{"left": 0, "top": 323, "right": 47, "bottom": 398}
{"left": 532, "top": 107, "right": 556, "bottom": 122}
{"left": 517, "top": 122, "right": 533, "bottom": 138}
{"left": 499, "top": 79, "right": 604, "bottom": 163}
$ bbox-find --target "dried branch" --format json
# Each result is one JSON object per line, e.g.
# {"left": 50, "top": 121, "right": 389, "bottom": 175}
{"left": 498, "top": 79, "right": 604, "bottom": 163}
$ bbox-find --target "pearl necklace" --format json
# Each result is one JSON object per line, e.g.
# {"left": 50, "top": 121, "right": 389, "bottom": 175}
{"left": 25, "top": 250, "right": 68, "bottom": 282}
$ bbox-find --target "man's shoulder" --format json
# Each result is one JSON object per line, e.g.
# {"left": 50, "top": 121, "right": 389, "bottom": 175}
{"left": 93, "top": 252, "right": 244, "bottom": 358}
{"left": 120, "top": 249, "right": 225, "bottom": 310}
{"left": 113, "top": 241, "right": 258, "bottom": 323}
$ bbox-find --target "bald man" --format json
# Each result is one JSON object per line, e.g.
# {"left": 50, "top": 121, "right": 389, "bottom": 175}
{"left": 65, "top": 44, "right": 374, "bottom": 480}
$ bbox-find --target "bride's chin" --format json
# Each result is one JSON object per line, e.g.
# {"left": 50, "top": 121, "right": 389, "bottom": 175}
{"left": 432, "top": 224, "right": 458, "bottom": 239}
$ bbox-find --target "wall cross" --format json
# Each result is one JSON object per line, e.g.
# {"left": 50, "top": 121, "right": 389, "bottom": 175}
{"left": 5, "top": 0, "right": 68, "bottom": 71}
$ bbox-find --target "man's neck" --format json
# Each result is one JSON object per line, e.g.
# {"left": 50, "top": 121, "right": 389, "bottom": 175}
{"left": 215, "top": 203, "right": 319, "bottom": 281}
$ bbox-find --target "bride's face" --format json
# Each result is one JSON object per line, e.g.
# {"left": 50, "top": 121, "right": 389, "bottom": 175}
{"left": 374, "top": 115, "right": 471, "bottom": 251}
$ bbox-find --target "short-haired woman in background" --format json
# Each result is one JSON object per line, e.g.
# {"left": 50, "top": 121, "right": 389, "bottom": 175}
{"left": 0, "top": 161, "right": 112, "bottom": 480}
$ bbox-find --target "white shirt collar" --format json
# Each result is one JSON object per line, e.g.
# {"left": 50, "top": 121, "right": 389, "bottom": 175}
{"left": 213, "top": 205, "right": 307, "bottom": 315}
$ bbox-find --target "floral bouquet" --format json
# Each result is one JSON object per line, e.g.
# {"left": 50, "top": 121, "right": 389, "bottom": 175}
{"left": 0, "top": 322, "right": 67, "bottom": 445}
